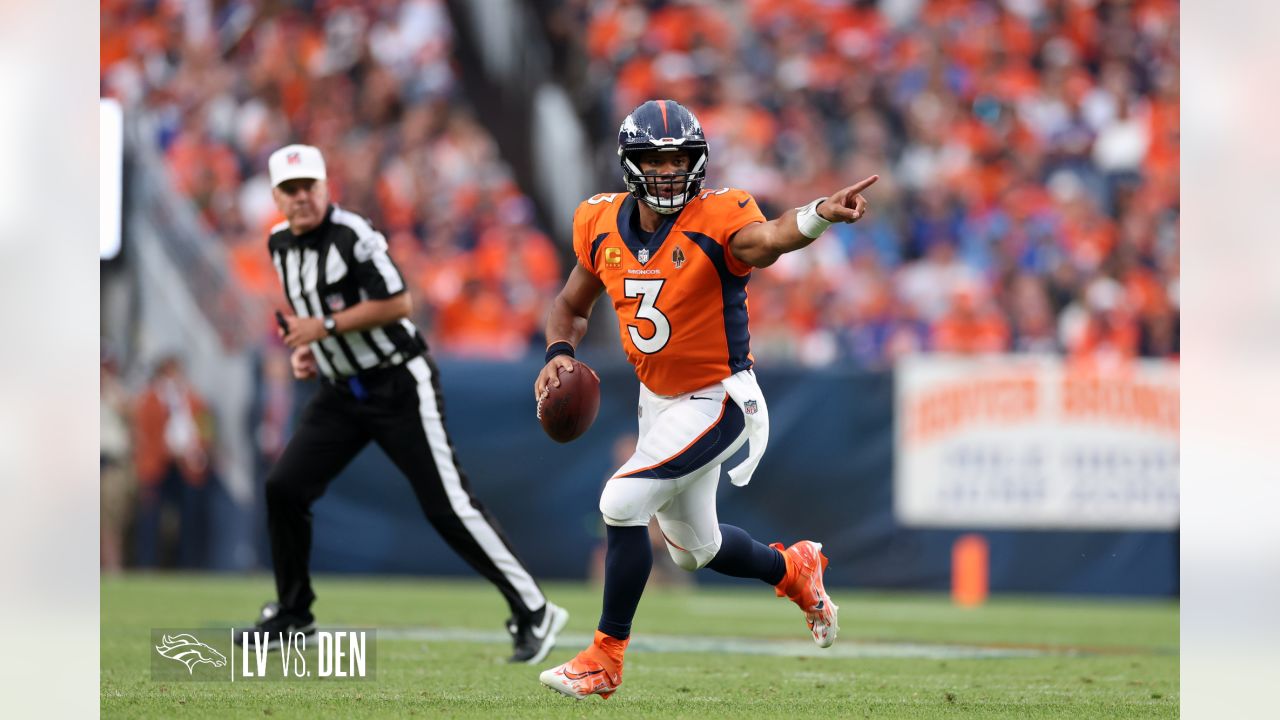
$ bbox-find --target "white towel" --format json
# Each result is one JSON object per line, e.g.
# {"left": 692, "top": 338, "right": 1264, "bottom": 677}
{"left": 722, "top": 368, "right": 769, "bottom": 486}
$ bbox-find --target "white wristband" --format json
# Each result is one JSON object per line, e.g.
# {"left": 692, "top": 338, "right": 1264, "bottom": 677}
{"left": 795, "top": 197, "right": 833, "bottom": 239}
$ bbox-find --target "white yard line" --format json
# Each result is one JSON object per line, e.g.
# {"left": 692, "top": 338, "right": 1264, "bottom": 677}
{"left": 375, "top": 627, "right": 1065, "bottom": 659}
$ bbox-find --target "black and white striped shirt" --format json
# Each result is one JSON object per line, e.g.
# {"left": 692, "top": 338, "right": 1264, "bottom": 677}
{"left": 269, "top": 204, "right": 426, "bottom": 380}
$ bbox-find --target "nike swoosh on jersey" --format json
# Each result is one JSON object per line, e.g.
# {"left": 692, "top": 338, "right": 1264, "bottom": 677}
{"left": 689, "top": 395, "right": 715, "bottom": 401}
{"left": 737, "top": 199, "right": 749, "bottom": 207}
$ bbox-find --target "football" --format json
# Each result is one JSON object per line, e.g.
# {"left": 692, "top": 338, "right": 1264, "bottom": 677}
{"left": 537, "top": 360, "right": 601, "bottom": 443}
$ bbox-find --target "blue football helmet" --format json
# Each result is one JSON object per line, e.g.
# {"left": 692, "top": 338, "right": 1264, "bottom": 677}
{"left": 617, "top": 99, "right": 709, "bottom": 214}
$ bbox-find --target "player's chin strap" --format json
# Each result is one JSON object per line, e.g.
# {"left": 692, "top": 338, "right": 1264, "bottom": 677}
{"left": 722, "top": 369, "right": 769, "bottom": 487}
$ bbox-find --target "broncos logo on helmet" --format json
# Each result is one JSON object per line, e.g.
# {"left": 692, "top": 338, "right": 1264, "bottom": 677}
{"left": 617, "top": 100, "right": 708, "bottom": 214}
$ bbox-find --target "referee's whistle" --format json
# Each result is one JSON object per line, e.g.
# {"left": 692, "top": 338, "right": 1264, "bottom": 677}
{"left": 275, "top": 310, "right": 289, "bottom": 336}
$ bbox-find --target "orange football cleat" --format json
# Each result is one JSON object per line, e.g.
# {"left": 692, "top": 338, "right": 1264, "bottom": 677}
{"left": 539, "top": 631, "right": 628, "bottom": 700}
{"left": 772, "top": 540, "right": 839, "bottom": 648}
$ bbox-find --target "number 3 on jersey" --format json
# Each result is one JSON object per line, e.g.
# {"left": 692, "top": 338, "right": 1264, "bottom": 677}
{"left": 624, "top": 278, "right": 670, "bottom": 354}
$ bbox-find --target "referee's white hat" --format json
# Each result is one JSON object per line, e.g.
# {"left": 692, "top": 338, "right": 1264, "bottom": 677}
{"left": 269, "top": 144, "right": 327, "bottom": 187}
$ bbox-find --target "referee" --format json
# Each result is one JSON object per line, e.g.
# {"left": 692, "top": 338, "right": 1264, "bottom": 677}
{"left": 238, "top": 144, "right": 567, "bottom": 664}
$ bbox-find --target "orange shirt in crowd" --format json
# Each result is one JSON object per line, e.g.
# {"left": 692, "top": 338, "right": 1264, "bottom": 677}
{"left": 435, "top": 283, "right": 532, "bottom": 359}
{"left": 1071, "top": 313, "right": 1139, "bottom": 362}
{"left": 472, "top": 226, "right": 562, "bottom": 291}
{"left": 932, "top": 307, "right": 1010, "bottom": 354}
{"left": 133, "top": 381, "right": 211, "bottom": 488}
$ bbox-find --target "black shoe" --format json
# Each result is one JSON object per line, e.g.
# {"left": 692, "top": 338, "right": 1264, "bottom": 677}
{"left": 233, "top": 601, "right": 316, "bottom": 650}
{"left": 506, "top": 602, "right": 569, "bottom": 664}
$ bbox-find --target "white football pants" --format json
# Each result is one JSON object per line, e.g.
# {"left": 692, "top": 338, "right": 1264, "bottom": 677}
{"left": 599, "top": 381, "right": 748, "bottom": 571}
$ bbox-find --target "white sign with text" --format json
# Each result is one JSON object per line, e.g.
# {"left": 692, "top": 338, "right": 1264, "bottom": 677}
{"left": 894, "top": 355, "right": 1179, "bottom": 530}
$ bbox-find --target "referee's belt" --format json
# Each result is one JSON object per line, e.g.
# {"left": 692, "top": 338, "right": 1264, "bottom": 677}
{"left": 323, "top": 353, "right": 417, "bottom": 400}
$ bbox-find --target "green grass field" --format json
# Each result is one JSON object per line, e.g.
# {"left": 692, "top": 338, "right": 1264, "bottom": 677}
{"left": 102, "top": 574, "right": 1177, "bottom": 719}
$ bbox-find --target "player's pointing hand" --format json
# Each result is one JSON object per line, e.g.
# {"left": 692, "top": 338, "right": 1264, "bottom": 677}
{"left": 818, "top": 175, "right": 878, "bottom": 223}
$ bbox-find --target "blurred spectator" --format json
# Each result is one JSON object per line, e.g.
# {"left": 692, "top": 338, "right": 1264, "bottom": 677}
{"left": 1005, "top": 273, "right": 1059, "bottom": 353}
{"left": 131, "top": 356, "right": 215, "bottom": 568}
{"left": 897, "top": 239, "right": 979, "bottom": 323}
{"left": 435, "top": 279, "right": 533, "bottom": 359}
{"left": 253, "top": 347, "right": 294, "bottom": 468}
{"left": 932, "top": 284, "right": 1010, "bottom": 354}
{"left": 100, "top": 348, "right": 135, "bottom": 573}
{"left": 1060, "top": 276, "right": 1139, "bottom": 367}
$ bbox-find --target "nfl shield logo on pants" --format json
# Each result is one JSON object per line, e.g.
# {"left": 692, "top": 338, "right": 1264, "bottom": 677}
{"left": 744, "top": 400, "right": 758, "bottom": 415}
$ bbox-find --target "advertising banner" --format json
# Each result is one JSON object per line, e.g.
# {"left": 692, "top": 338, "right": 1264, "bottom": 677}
{"left": 895, "top": 355, "right": 1179, "bottom": 529}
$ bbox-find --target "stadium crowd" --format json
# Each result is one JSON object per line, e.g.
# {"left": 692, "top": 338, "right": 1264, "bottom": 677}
{"left": 101, "top": 0, "right": 562, "bottom": 359}
{"left": 102, "top": 0, "right": 1177, "bottom": 369}
{"left": 566, "top": 0, "right": 1178, "bottom": 367}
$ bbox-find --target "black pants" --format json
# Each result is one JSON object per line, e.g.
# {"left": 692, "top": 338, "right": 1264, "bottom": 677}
{"left": 133, "top": 463, "right": 207, "bottom": 569}
{"left": 265, "top": 354, "right": 546, "bottom": 620}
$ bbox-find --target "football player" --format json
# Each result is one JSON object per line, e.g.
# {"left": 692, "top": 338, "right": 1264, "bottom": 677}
{"left": 534, "top": 99, "right": 877, "bottom": 699}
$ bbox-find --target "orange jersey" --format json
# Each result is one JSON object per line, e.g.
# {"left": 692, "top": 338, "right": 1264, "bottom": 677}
{"left": 573, "top": 188, "right": 766, "bottom": 396}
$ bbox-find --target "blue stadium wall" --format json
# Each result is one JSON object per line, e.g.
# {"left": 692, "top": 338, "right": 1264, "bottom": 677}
{"left": 280, "top": 359, "right": 1176, "bottom": 597}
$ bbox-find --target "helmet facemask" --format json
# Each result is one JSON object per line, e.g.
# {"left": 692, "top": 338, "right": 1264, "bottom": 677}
{"left": 619, "top": 146, "right": 708, "bottom": 215}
